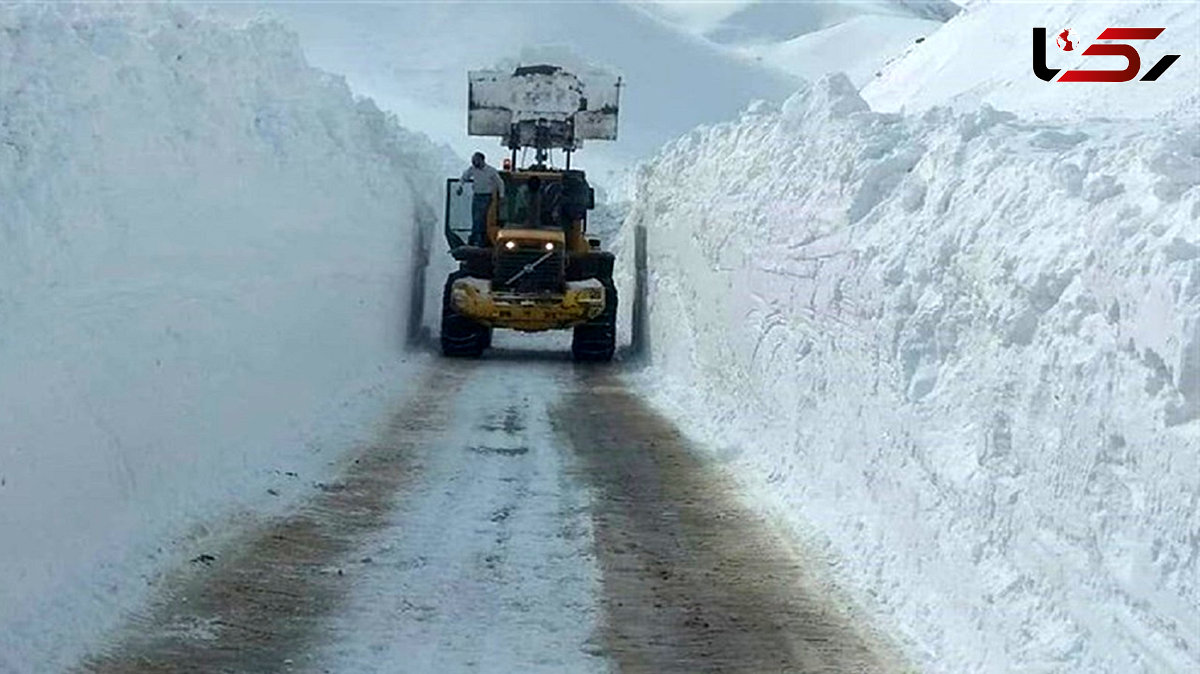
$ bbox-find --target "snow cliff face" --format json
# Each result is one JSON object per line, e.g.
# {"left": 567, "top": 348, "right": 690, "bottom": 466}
{"left": 0, "top": 5, "right": 452, "bottom": 670}
{"left": 622, "top": 74, "right": 1199, "bottom": 672}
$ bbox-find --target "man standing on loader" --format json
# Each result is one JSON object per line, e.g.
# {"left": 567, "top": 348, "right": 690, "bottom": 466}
{"left": 458, "top": 152, "right": 505, "bottom": 246}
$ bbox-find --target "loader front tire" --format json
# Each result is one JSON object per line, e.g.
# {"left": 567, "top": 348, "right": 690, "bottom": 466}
{"left": 441, "top": 272, "right": 488, "bottom": 358}
{"left": 572, "top": 280, "right": 617, "bottom": 362}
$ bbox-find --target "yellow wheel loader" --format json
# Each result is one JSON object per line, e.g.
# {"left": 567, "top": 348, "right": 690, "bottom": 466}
{"left": 440, "top": 65, "right": 621, "bottom": 362}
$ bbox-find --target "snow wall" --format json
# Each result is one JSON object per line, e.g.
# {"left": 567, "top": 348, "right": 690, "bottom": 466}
{"left": 0, "top": 6, "right": 454, "bottom": 669}
{"left": 620, "top": 73, "right": 1199, "bottom": 673}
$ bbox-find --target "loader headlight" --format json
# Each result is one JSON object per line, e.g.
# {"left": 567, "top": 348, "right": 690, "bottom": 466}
{"left": 504, "top": 240, "right": 517, "bottom": 250}
{"left": 544, "top": 242, "right": 555, "bottom": 251}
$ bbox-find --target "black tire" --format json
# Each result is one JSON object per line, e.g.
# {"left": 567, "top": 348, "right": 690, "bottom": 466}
{"left": 441, "top": 271, "right": 488, "bottom": 358}
{"left": 572, "top": 280, "right": 617, "bottom": 362}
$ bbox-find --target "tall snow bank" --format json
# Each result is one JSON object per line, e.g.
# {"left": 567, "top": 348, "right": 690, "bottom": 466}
{"left": 0, "top": 5, "right": 453, "bottom": 670}
{"left": 622, "top": 74, "right": 1199, "bottom": 672}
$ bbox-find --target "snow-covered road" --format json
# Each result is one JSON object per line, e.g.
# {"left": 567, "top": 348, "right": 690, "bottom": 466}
{"left": 82, "top": 340, "right": 903, "bottom": 673}
{"left": 315, "top": 353, "right": 607, "bottom": 673}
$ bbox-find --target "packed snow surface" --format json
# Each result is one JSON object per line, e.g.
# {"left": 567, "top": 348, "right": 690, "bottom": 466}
{"left": 315, "top": 358, "right": 607, "bottom": 674}
{"left": 621, "top": 72, "right": 1199, "bottom": 673}
{"left": 0, "top": 5, "right": 452, "bottom": 670}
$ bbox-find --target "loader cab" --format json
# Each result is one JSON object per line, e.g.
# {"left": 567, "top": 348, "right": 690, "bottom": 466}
{"left": 443, "top": 169, "right": 595, "bottom": 250}
{"left": 501, "top": 170, "right": 594, "bottom": 232}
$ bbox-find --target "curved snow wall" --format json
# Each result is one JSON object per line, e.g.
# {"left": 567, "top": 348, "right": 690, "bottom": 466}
{"left": 623, "top": 75, "right": 1199, "bottom": 673}
{"left": 0, "top": 5, "right": 452, "bottom": 669}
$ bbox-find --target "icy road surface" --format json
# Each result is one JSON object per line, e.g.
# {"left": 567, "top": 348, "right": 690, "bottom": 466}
{"left": 84, "top": 344, "right": 902, "bottom": 673}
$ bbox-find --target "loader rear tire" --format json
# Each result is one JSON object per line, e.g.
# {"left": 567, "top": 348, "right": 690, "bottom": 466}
{"left": 441, "top": 272, "right": 488, "bottom": 358}
{"left": 572, "top": 280, "right": 617, "bottom": 362}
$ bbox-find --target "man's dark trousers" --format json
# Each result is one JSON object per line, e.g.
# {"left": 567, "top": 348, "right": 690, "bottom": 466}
{"left": 470, "top": 193, "right": 491, "bottom": 246}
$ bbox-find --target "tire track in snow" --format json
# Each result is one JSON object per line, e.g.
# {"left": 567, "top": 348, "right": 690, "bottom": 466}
{"left": 557, "top": 371, "right": 906, "bottom": 673}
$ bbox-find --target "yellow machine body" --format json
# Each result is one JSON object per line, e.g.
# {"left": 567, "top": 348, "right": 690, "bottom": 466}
{"left": 449, "top": 276, "right": 605, "bottom": 332}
